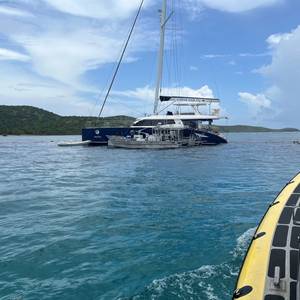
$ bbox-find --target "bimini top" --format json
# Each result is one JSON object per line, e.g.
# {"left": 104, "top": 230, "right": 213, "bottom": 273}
{"left": 131, "top": 113, "right": 221, "bottom": 127}
{"left": 160, "top": 95, "right": 220, "bottom": 106}
{"left": 134, "top": 114, "right": 220, "bottom": 122}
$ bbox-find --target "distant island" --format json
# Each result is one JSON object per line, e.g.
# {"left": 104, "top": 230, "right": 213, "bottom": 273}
{"left": 0, "top": 105, "right": 298, "bottom": 135}
{"left": 215, "top": 125, "right": 299, "bottom": 133}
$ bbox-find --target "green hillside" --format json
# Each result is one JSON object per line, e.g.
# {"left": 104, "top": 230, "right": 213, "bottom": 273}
{"left": 0, "top": 105, "right": 298, "bottom": 135}
{"left": 0, "top": 105, "right": 134, "bottom": 135}
{"left": 215, "top": 125, "right": 299, "bottom": 133}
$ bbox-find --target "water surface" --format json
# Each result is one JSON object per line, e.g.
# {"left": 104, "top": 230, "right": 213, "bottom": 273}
{"left": 1, "top": 133, "right": 300, "bottom": 299}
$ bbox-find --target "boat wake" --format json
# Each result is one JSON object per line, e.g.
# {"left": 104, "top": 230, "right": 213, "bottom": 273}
{"left": 126, "top": 227, "right": 256, "bottom": 300}
{"left": 231, "top": 227, "right": 256, "bottom": 260}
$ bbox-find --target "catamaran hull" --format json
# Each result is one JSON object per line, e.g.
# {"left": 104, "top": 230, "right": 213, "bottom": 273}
{"left": 82, "top": 127, "right": 227, "bottom": 146}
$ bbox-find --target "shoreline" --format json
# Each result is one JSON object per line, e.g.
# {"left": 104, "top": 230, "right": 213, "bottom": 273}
{"left": 1, "top": 131, "right": 299, "bottom": 137}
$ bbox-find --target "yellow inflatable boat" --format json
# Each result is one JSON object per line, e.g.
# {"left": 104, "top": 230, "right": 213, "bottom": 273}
{"left": 233, "top": 172, "right": 300, "bottom": 300}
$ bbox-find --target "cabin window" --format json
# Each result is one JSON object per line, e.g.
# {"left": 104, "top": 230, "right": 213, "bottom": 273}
{"left": 134, "top": 120, "right": 153, "bottom": 126}
{"left": 134, "top": 119, "right": 175, "bottom": 126}
{"left": 166, "top": 120, "right": 175, "bottom": 125}
{"left": 182, "top": 120, "right": 197, "bottom": 128}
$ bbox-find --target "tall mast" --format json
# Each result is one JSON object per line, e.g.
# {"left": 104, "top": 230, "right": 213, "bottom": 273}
{"left": 153, "top": 0, "right": 167, "bottom": 114}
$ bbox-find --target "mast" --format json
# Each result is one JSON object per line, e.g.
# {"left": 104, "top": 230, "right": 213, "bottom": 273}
{"left": 153, "top": 0, "right": 167, "bottom": 114}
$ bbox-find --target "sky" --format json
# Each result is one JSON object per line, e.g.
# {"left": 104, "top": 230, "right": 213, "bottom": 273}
{"left": 0, "top": 0, "right": 300, "bottom": 127}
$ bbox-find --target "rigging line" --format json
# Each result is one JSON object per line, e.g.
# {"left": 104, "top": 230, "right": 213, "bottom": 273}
{"left": 207, "top": 56, "right": 221, "bottom": 99}
{"left": 163, "top": 6, "right": 169, "bottom": 96}
{"left": 92, "top": 26, "right": 131, "bottom": 117}
{"left": 170, "top": 0, "right": 175, "bottom": 93}
{"left": 176, "top": 24, "right": 181, "bottom": 93}
{"left": 157, "top": 99, "right": 177, "bottom": 114}
{"left": 172, "top": 0, "right": 180, "bottom": 95}
{"left": 164, "top": 44, "right": 171, "bottom": 96}
{"left": 97, "top": 0, "right": 144, "bottom": 119}
{"left": 169, "top": 1, "right": 175, "bottom": 89}
{"left": 165, "top": 12, "right": 173, "bottom": 97}
{"left": 177, "top": 0, "right": 183, "bottom": 93}
{"left": 171, "top": 19, "right": 176, "bottom": 89}
{"left": 173, "top": 1, "right": 178, "bottom": 88}
{"left": 167, "top": 21, "right": 175, "bottom": 95}
{"left": 92, "top": 69, "right": 115, "bottom": 118}
{"left": 176, "top": 0, "right": 184, "bottom": 93}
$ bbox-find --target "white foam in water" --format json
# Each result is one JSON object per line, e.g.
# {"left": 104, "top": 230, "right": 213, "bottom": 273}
{"left": 198, "top": 280, "right": 219, "bottom": 300}
{"left": 232, "top": 227, "right": 256, "bottom": 259}
{"left": 132, "top": 265, "right": 219, "bottom": 299}
{"left": 131, "top": 227, "right": 256, "bottom": 300}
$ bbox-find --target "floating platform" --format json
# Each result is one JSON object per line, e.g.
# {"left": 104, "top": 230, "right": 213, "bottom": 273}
{"left": 233, "top": 172, "right": 300, "bottom": 300}
{"left": 108, "top": 136, "right": 180, "bottom": 149}
{"left": 57, "top": 140, "right": 91, "bottom": 147}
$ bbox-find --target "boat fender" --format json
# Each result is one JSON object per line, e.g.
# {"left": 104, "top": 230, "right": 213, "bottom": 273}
{"left": 233, "top": 285, "right": 253, "bottom": 298}
{"left": 253, "top": 232, "right": 266, "bottom": 240}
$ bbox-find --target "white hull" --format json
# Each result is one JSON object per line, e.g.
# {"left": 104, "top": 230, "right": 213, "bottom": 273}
{"left": 58, "top": 140, "right": 91, "bottom": 147}
{"left": 108, "top": 137, "right": 180, "bottom": 149}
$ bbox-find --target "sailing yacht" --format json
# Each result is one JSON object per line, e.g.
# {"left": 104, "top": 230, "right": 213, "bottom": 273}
{"left": 82, "top": 0, "right": 228, "bottom": 146}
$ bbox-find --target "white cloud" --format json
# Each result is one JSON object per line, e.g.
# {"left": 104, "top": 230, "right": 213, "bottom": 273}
{"left": 202, "top": 54, "right": 229, "bottom": 59}
{"left": 4, "top": 3, "right": 158, "bottom": 86}
{"left": 0, "top": 5, "right": 32, "bottom": 17}
{"left": 190, "top": 65, "right": 198, "bottom": 71}
{"left": 107, "top": 85, "right": 216, "bottom": 116}
{"left": 0, "top": 0, "right": 159, "bottom": 116}
{"left": 0, "top": 0, "right": 284, "bottom": 119}
{"left": 178, "top": 0, "right": 282, "bottom": 19}
{"left": 114, "top": 84, "right": 214, "bottom": 101}
{"left": 240, "top": 25, "right": 300, "bottom": 126}
{"left": 0, "top": 64, "right": 96, "bottom": 116}
{"left": 0, "top": 48, "right": 30, "bottom": 62}
{"left": 262, "top": 26, "right": 300, "bottom": 125}
{"left": 164, "top": 85, "right": 215, "bottom": 98}
{"left": 202, "top": 52, "right": 270, "bottom": 60}
{"left": 13, "top": 29, "right": 126, "bottom": 84}
{"left": 239, "top": 92, "right": 271, "bottom": 114}
{"left": 113, "top": 86, "right": 154, "bottom": 103}
{"left": 0, "top": 64, "right": 218, "bottom": 117}
{"left": 239, "top": 52, "right": 269, "bottom": 57}
{"left": 191, "top": 0, "right": 282, "bottom": 13}
{"left": 43, "top": 0, "right": 146, "bottom": 20}
{"left": 266, "top": 32, "right": 293, "bottom": 46}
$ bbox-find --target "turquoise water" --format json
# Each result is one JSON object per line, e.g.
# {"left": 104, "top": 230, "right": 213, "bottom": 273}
{"left": 1, "top": 133, "right": 300, "bottom": 300}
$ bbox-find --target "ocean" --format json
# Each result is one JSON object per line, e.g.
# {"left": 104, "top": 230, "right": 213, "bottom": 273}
{"left": 1, "top": 132, "right": 300, "bottom": 300}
